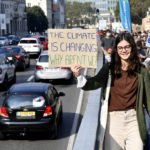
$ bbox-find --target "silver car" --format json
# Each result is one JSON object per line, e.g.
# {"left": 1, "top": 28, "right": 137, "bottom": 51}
{"left": 34, "top": 51, "right": 72, "bottom": 81}
{"left": 0, "top": 36, "right": 8, "bottom": 46}
{"left": 0, "top": 54, "right": 16, "bottom": 90}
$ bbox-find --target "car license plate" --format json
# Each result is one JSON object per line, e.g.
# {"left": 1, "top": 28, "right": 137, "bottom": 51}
{"left": 24, "top": 45, "right": 31, "bottom": 48}
{"left": 45, "top": 67, "right": 58, "bottom": 72}
{"left": 16, "top": 111, "right": 35, "bottom": 117}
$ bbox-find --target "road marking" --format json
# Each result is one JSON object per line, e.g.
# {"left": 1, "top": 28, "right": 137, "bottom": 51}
{"left": 27, "top": 75, "right": 34, "bottom": 82}
{"left": 66, "top": 68, "right": 88, "bottom": 150}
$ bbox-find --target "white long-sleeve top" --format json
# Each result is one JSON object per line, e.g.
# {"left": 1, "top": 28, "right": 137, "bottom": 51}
{"left": 77, "top": 75, "right": 87, "bottom": 88}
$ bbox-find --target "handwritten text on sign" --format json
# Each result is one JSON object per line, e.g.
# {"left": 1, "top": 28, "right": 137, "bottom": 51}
{"left": 48, "top": 29, "right": 98, "bottom": 68}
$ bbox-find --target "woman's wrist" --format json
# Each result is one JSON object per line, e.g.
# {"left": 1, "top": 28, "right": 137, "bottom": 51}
{"left": 74, "top": 73, "right": 80, "bottom": 78}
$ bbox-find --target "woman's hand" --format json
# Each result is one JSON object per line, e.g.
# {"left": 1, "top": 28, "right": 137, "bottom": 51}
{"left": 71, "top": 64, "right": 82, "bottom": 77}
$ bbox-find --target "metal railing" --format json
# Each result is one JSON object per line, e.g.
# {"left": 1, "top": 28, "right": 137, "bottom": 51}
{"left": 73, "top": 40, "right": 103, "bottom": 150}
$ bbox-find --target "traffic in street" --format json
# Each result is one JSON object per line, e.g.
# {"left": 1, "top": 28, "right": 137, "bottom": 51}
{"left": 0, "top": 57, "right": 83, "bottom": 150}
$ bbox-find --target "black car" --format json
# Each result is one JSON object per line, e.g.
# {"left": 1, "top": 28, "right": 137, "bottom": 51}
{"left": 0, "top": 46, "right": 30, "bottom": 70}
{"left": 7, "top": 35, "right": 20, "bottom": 45}
{"left": 0, "top": 83, "right": 64, "bottom": 139}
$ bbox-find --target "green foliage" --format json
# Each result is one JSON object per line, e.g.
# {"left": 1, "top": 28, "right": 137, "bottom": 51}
{"left": 26, "top": 6, "right": 48, "bottom": 33}
{"left": 66, "top": 2, "right": 96, "bottom": 28}
{"left": 115, "top": 0, "right": 150, "bottom": 24}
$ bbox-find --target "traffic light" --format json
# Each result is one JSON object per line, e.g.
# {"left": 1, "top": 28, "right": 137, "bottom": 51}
{"left": 96, "top": 9, "right": 99, "bottom": 15}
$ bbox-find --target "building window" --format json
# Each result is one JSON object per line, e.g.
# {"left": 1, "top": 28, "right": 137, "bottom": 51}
{"left": 27, "top": 3, "right": 31, "bottom": 7}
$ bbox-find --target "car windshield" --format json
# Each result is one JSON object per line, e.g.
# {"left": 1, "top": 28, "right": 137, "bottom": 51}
{"left": 5, "top": 94, "right": 46, "bottom": 109}
{"left": 0, "top": 47, "right": 20, "bottom": 54}
{"left": 7, "top": 37, "right": 14, "bottom": 40}
{"left": 39, "top": 55, "right": 48, "bottom": 62}
{"left": 20, "top": 40, "right": 37, "bottom": 44}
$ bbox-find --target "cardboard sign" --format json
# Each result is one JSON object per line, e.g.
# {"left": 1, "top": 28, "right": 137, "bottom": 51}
{"left": 99, "top": 20, "right": 107, "bottom": 30}
{"left": 146, "top": 33, "right": 150, "bottom": 48}
{"left": 48, "top": 29, "right": 98, "bottom": 68}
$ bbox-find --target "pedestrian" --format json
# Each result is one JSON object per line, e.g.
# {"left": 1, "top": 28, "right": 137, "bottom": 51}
{"left": 101, "top": 29, "right": 114, "bottom": 55}
{"left": 71, "top": 32, "right": 150, "bottom": 150}
{"left": 136, "top": 40, "right": 146, "bottom": 62}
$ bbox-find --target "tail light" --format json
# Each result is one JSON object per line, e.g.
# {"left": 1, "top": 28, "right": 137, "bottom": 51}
{"left": 33, "top": 45, "right": 40, "bottom": 47}
{"left": 0, "top": 68, "right": 2, "bottom": 74}
{"left": 0, "top": 107, "right": 9, "bottom": 117}
{"left": 61, "top": 67, "right": 69, "bottom": 70}
{"left": 36, "top": 65, "right": 43, "bottom": 70}
{"left": 18, "top": 45, "right": 22, "bottom": 47}
{"left": 43, "top": 106, "right": 52, "bottom": 117}
{"left": 14, "top": 55, "right": 23, "bottom": 60}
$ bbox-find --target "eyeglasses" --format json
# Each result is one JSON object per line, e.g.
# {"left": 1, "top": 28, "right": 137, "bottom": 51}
{"left": 117, "top": 45, "right": 131, "bottom": 51}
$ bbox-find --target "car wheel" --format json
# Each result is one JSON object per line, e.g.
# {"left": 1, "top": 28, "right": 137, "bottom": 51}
{"left": 11, "top": 72, "right": 16, "bottom": 84}
{"left": 21, "top": 62, "right": 26, "bottom": 71}
{"left": 2, "top": 76, "right": 8, "bottom": 91}
{"left": 34, "top": 77, "right": 40, "bottom": 82}
{"left": 48, "top": 120, "right": 58, "bottom": 139}
{"left": 58, "top": 105, "right": 63, "bottom": 124}
{"left": 0, "top": 131, "right": 6, "bottom": 140}
{"left": 27, "top": 59, "right": 30, "bottom": 68}
{"left": 38, "top": 49, "right": 41, "bottom": 57}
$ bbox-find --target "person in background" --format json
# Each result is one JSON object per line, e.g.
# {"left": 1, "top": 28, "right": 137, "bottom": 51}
{"left": 71, "top": 32, "right": 150, "bottom": 150}
{"left": 101, "top": 29, "right": 114, "bottom": 55}
{"left": 137, "top": 31, "right": 142, "bottom": 39}
{"left": 133, "top": 32, "right": 140, "bottom": 43}
{"left": 136, "top": 40, "right": 146, "bottom": 62}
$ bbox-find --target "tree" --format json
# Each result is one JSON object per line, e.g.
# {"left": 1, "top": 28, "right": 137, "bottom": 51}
{"left": 66, "top": 2, "right": 96, "bottom": 28}
{"left": 26, "top": 6, "right": 48, "bottom": 33}
{"left": 115, "top": 0, "right": 150, "bottom": 24}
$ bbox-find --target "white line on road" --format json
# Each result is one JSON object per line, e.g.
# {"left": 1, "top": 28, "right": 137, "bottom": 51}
{"left": 66, "top": 68, "right": 88, "bottom": 150}
{"left": 27, "top": 75, "right": 34, "bottom": 82}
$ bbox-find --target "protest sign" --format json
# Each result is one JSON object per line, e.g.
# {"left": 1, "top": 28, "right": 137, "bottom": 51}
{"left": 146, "top": 33, "right": 150, "bottom": 48}
{"left": 48, "top": 29, "right": 98, "bottom": 68}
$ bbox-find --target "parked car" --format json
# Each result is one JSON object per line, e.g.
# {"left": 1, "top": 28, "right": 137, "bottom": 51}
{"left": 0, "top": 82, "right": 64, "bottom": 139}
{"left": 18, "top": 37, "right": 43, "bottom": 56}
{"left": 7, "top": 35, "right": 20, "bottom": 45}
{"left": 0, "top": 46, "right": 30, "bottom": 70}
{"left": 34, "top": 51, "right": 72, "bottom": 82}
{"left": 32, "top": 35, "right": 48, "bottom": 50}
{"left": 0, "top": 54, "right": 16, "bottom": 90}
{"left": 0, "top": 36, "right": 9, "bottom": 46}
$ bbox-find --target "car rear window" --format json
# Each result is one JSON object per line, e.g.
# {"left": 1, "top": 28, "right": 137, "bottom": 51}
{"left": 39, "top": 55, "right": 48, "bottom": 62}
{"left": 38, "top": 37, "right": 45, "bottom": 42}
{"left": 0, "top": 47, "right": 20, "bottom": 54}
{"left": 20, "top": 40, "right": 37, "bottom": 44}
{"left": 4, "top": 94, "right": 46, "bottom": 109}
{"left": 0, "top": 37, "right": 6, "bottom": 40}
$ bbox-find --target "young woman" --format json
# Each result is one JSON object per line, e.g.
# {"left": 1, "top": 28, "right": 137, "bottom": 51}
{"left": 71, "top": 32, "right": 150, "bottom": 150}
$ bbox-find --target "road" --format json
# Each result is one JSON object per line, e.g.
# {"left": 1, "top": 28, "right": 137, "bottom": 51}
{"left": 0, "top": 57, "right": 83, "bottom": 150}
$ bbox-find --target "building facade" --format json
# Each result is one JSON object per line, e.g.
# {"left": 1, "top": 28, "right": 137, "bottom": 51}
{"left": 25, "top": 0, "right": 65, "bottom": 29}
{"left": 66, "top": 0, "right": 118, "bottom": 14}
{"left": 52, "top": 0, "right": 66, "bottom": 28}
{"left": 25, "top": 0, "right": 53, "bottom": 28}
{"left": 0, "top": 0, "right": 27, "bottom": 36}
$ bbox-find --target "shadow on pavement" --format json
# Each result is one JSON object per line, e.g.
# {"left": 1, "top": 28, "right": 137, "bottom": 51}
{"left": 2, "top": 112, "right": 82, "bottom": 141}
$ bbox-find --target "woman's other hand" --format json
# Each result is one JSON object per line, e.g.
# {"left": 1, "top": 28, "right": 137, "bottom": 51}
{"left": 71, "top": 64, "right": 82, "bottom": 77}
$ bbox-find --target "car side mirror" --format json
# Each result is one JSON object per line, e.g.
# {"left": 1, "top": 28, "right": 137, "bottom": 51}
{"left": 58, "top": 92, "right": 65, "bottom": 97}
{"left": 2, "top": 91, "right": 7, "bottom": 97}
{"left": 9, "top": 60, "right": 14, "bottom": 65}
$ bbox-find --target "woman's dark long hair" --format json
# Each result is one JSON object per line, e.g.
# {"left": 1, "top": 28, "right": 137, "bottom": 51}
{"left": 110, "top": 31, "right": 142, "bottom": 78}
